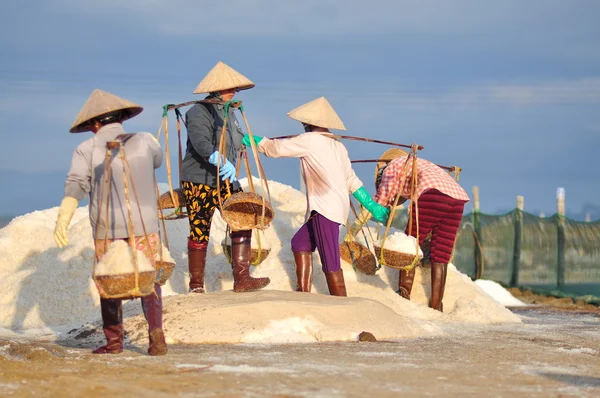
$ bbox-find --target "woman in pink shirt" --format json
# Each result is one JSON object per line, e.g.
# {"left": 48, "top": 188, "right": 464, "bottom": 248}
{"left": 242, "top": 97, "right": 389, "bottom": 296}
{"left": 352, "top": 150, "right": 469, "bottom": 312}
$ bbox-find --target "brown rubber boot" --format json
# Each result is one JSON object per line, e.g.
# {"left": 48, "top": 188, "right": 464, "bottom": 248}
{"left": 429, "top": 262, "right": 448, "bottom": 312}
{"left": 325, "top": 269, "right": 347, "bottom": 297}
{"left": 188, "top": 238, "right": 207, "bottom": 293}
{"left": 397, "top": 268, "right": 416, "bottom": 300}
{"left": 230, "top": 230, "right": 270, "bottom": 292}
{"left": 142, "top": 283, "right": 168, "bottom": 356}
{"left": 93, "top": 298, "right": 123, "bottom": 354}
{"left": 293, "top": 251, "right": 313, "bottom": 292}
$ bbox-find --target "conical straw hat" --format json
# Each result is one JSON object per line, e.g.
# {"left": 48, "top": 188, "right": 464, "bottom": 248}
{"left": 193, "top": 61, "right": 255, "bottom": 94}
{"left": 375, "top": 148, "right": 408, "bottom": 187}
{"left": 70, "top": 89, "right": 143, "bottom": 133}
{"left": 287, "top": 96, "right": 346, "bottom": 131}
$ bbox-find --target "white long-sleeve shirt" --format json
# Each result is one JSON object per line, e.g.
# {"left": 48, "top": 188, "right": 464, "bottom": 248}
{"left": 258, "top": 132, "right": 363, "bottom": 225}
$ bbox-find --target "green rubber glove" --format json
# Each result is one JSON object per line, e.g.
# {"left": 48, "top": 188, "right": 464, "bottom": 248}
{"left": 352, "top": 186, "right": 390, "bottom": 224}
{"left": 242, "top": 134, "right": 264, "bottom": 147}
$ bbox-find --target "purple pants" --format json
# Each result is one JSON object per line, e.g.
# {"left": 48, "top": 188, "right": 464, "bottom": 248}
{"left": 291, "top": 211, "right": 341, "bottom": 272}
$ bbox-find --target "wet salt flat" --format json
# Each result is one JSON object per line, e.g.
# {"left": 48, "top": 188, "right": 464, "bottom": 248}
{"left": 1, "top": 308, "right": 599, "bottom": 397}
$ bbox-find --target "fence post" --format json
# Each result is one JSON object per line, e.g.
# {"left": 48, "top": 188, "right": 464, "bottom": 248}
{"left": 585, "top": 212, "right": 591, "bottom": 222}
{"left": 556, "top": 188, "right": 566, "bottom": 290}
{"left": 472, "top": 186, "right": 482, "bottom": 280}
{"left": 510, "top": 196, "right": 524, "bottom": 287}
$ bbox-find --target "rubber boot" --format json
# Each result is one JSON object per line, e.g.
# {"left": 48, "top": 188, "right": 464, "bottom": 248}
{"left": 93, "top": 298, "right": 123, "bottom": 354}
{"left": 430, "top": 262, "right": 448, "bottom": 312}
{"left": 230, "top": 230, "right": 270, "bottom": 292}
{"left": 293, "top": 251, "right": 313, "bottom": 292}
{"left": 142, "top": 283, "right": 168, "bottom": 356}
{"left": 325, "top": 269, "right": 347, "bottom": 297}
{"left": 397, "top": 268, "right": 416, "bottom": 300}
{"left": 188, "top": 238, "right": 207, "bottom": 293}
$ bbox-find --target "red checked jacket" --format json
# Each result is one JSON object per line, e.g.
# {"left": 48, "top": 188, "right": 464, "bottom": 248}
{"left": 373, "top": 157, "right": 470, "bottom": 207}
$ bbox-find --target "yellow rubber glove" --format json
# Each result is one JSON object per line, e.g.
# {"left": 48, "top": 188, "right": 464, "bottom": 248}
{"left": 344, "top": 208, "right": 373, "bottom": 243}
{"left": 54, "top": 197, "right": 79, "bottom": 248}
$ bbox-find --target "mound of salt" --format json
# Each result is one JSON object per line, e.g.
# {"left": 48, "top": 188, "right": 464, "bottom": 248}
{"left": 379, "top": 231, "right": 423, "bottom": 256}
{"left": 95, "top": 240, "right": 155, "bottom": 276}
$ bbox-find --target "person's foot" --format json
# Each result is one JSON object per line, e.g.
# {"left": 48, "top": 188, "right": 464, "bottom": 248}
{"left": 233, "top": 277, "right": 270, "bottom": 293}
{"left": 92, "top": 342, "right": 123, "bottom": 354}
{"left": 148, "top": 329, "right": 168, "bottom": 356}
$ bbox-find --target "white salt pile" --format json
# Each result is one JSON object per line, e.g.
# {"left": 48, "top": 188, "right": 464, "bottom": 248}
{"left": 379, "top": 231, "right": 423, "bottom": 256}
{"left": 155, "top": 243, "right": 175, "bottom": 264}
{"left": 0, "top": 177, "right": 521, "bottom": 343}
{"left": 474, "top": 280, "right": 528, "bottom": 307}
{"left": 95, "top": 240, "right": 155, "bottom": 276}
{"left": 112, "top": 291, "right": 441, "bottom": 346}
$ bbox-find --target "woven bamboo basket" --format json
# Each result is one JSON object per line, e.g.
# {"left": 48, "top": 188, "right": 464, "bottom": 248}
{"left": 221, "top": 192, "right": 274, "bottom": 231}
{"left": 340, "top": 241, "right": 378, "bottom": 275}
{"left": 374, "top": 246, "right": 422, "bottom": 270}
{"left": 155, "top": 260, "right": 176, "bottom": 286}
{"left": 158, "top": 189, "right": 188, "bottom": 220}
{"left": 158, "top": 188, "right": 185, "bottom": 209}
{"left": 222, "top": 243, "right": 271, "bottom": 266}
{"left": 94, "top": 271, "right": 156, "bottom": 300}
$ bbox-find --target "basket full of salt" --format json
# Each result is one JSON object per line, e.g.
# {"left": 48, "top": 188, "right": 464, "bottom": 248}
{"left": 154, "top": 244, "right": 176, "bottom": 286}
{"left": 94, "top": 240, "right": 156, "bottom": 299}
{"left": 221, "top": 192, "right": 274, "bottom": 231}
{"left": 374, "top": 232, "right": 423, "bottom": 270}
{"left": 340, "top": 241, "right": 378, "bottom": 275}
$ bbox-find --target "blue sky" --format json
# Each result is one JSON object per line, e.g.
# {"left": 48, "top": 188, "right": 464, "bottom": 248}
{"left": 0, "top": 0, "right": 599, "bottom": 219}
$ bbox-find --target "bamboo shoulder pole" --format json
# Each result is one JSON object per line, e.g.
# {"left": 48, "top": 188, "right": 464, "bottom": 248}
{"left": 351, "top": 159, "right": 456, "bottom": 172}
{"left": 272, "top": 134, "right": 423, "bottom": 151}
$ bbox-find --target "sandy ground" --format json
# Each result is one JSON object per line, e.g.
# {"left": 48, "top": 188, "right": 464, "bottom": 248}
{"left": 509, "top": 287, "right": 600, "bottom": 312}
{"left": 1, "top": 307, "right": 599, "bottom": 398}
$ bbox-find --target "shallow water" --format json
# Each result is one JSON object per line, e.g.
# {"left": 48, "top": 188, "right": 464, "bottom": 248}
{"left": 1, "top": 308, "right": 599, "bottom": 397}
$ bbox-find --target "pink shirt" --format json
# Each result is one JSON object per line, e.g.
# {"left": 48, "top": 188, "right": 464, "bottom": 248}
{"left": 258, "top": 132, "right": 363, "bottom": 224}
{"left": 374, "top": 157, "right": 469, "bottom": 206}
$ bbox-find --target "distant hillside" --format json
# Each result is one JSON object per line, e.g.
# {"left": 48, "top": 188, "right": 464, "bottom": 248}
{"left": 568, "top": 203, "right": 600, "bottom": 222}
{"left": 490, "top": 203, "right": 600, "bottom": 222}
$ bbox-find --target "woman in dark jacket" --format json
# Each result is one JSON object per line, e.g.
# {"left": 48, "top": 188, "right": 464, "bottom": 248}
{"left": 182, "top": 61, "right": 270, "bottom": 294}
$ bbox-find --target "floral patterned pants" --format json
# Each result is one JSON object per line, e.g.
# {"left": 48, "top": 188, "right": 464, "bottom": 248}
{"left": 182, "top": 181, "right": 241, "bottom": 243}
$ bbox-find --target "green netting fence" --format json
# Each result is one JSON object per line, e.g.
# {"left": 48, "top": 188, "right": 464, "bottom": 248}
{"left": 389, "top": 209, "right": 600, "bottom": 305}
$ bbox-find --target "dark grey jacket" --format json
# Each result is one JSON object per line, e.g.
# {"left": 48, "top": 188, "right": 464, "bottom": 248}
{"left": 181, "top": 101, "right": 243, "bottom": 190}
